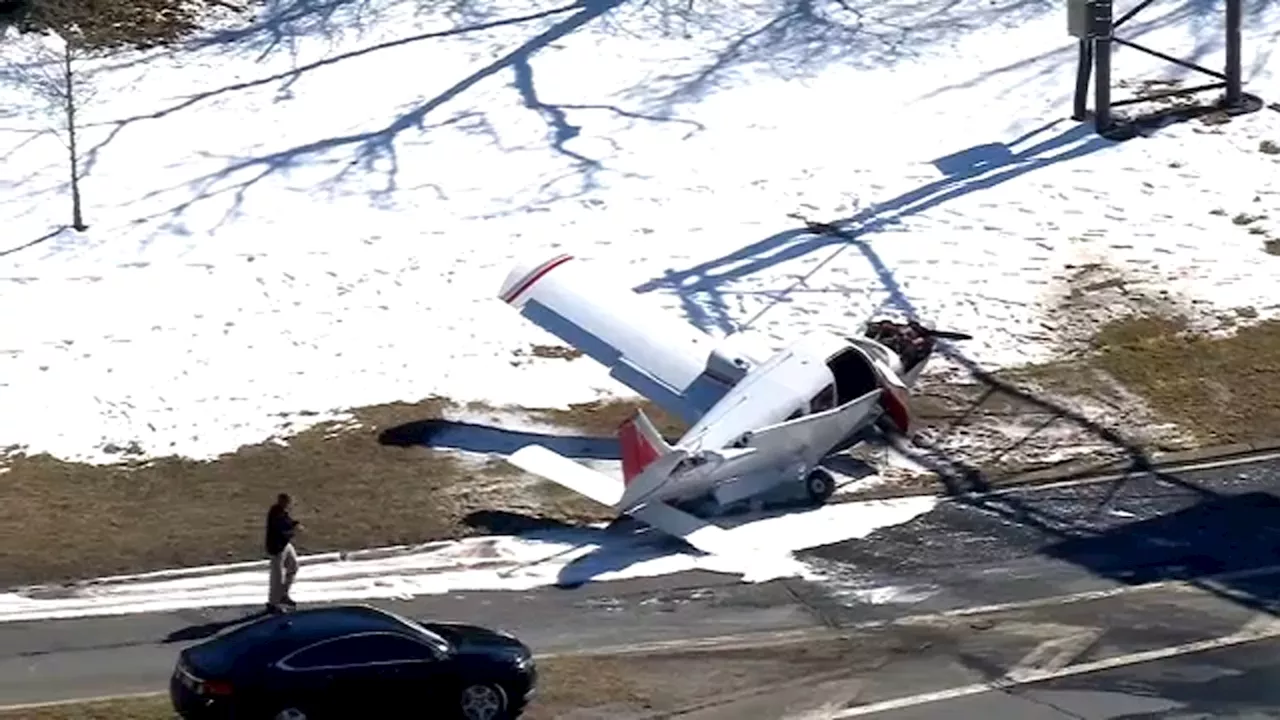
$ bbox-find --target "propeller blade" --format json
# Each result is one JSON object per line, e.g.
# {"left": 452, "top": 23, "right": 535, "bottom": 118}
{"left": 925, "top": 329, "right": 973, "bottom": 341}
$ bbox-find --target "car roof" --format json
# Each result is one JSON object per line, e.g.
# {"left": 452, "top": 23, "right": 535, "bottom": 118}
{"left": 188, "top": 605, "right": 426, "bottom": 671}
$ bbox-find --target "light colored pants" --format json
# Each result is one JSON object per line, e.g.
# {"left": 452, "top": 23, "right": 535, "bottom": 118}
{"left": 268, "top": 543, "right": 299, "bottom": 605}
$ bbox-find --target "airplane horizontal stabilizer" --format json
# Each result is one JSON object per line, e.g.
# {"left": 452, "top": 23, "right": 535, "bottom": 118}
{"left": 630, "top": 501, "right": 756, "bottom": 557}
{"left": 506, "top": 445, "right": 624, "bottom": 508}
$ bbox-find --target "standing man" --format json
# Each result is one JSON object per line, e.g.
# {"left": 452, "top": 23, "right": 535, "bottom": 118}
{"left": 265, "top": 493, "right": 301, "bottom": 613}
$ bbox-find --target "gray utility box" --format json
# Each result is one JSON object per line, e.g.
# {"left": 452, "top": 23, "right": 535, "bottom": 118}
{"left": 1067, "top": 0, "right": 1092, "bottom": 38}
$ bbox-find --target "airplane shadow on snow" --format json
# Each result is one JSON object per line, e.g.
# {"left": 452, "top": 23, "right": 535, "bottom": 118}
{"left": 381, "top": 418, "right": 880, "bottom": 588}
{"left": 461, "top": 509, "right": 703, "bottom": 589}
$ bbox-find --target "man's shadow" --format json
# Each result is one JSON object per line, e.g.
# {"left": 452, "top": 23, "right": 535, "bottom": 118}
{"left": 163, "top": 607, "right": 270, "bottom": 643}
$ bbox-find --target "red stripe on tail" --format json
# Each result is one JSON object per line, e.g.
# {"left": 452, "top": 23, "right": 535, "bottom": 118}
{"left": 619, "top": 415, "right": 662, "bottom": 486}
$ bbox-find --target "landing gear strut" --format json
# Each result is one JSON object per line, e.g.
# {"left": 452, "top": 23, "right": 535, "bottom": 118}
{"left": 804, "top": 468, "right": 836, "bottom": 505}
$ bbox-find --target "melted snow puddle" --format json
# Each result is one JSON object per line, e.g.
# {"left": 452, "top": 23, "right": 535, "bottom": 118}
{"left": 0, "top": 495, "right": 938, "bottom": 623}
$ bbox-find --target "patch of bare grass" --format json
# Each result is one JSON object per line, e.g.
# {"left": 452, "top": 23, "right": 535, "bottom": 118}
{"left": 527, "top": 398, "right": 688, "bottom": 440}
{"left": 1089, "top": 315, "right": 1280, "bottom": 445}
{"left": 0, "top": 398, "right": 578, "bottom": 589}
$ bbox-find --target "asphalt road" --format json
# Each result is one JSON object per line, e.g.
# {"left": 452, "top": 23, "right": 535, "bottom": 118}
{"left": 843, "top": 632, "right": 1280, "bottom": 719}
{"left": 3, "top": 454, "right": 1280, "bottom": 711}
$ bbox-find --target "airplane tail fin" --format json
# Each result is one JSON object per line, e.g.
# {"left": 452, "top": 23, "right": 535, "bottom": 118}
{"left": 618, "top": 409, "right": 674, "bottom": 486}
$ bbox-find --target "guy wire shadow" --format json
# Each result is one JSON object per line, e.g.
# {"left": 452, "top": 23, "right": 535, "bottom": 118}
{"left": 637, "top": 117, "right": 1280, "bottom": 616}
{"left": 633, "top": 119, "right": 1115, "bottom": 333}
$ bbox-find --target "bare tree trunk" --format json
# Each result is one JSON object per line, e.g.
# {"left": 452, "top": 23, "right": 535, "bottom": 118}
{"left": 61, "top": 39, "right": 86, "bottom": 231}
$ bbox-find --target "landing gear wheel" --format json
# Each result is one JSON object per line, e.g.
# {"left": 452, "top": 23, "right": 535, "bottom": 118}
{"left": 273, "top": 709, "right": 308, "bottom": 720}
{"left": 805, "top": 468, "right": 836, "bottom": 505}
{"left": 460, "top": 683, "right": 508, "bottom": 720}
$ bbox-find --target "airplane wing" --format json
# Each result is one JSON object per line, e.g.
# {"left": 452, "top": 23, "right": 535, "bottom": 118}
{"left": 506, "top": 444, "right": 757, "bottom": 557}
{"left": 499, "top": 254, "right": 757, "bottom": 425}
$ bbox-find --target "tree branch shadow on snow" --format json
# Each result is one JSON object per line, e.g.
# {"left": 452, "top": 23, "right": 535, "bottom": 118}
{"left": 77, "top": 2, "right": 583, "bottom": 182}
{"left": 633, "top": 119, "right": 1113, "bottom": 334}
{"left": 105, "top": 0, "right": 707, "bottom": 232}
{"left": 918, "top": 0, "right": 1280, "bottom": 106}
{"left": 0, "top": 224, "right": 68, "bottom": 257}
{"left": 627, "top": 0, "right": 1059, "bottom": 110}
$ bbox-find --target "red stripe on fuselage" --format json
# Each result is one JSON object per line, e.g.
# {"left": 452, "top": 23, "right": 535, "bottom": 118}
{"left": 882, "top": 389, "right": 910, "bottom": 434}
{"left": 501, "top": 254, "right": 574, "bottom": 305}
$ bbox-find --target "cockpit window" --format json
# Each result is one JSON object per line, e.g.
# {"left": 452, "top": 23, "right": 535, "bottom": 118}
{"left": 809, "top": 385, "right": 836, "bottom": 413}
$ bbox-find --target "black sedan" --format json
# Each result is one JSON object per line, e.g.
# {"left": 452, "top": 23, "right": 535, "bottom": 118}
{"left": 170, "top": 604, "right": 536, "bottom": 720}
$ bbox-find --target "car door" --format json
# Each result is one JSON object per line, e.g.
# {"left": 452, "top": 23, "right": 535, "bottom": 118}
{"left": 277, "top": 633, "right": 446, "bottom": 716}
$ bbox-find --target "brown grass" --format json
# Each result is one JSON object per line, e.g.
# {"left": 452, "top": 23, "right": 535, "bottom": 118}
{"left": 527, "top": 398, "right": 688, "bottom": 440}
{"left": 1089, "top": 316, "right": 1280, "bottom": 445}
{"left": 0, "top": 393, "right": 694, "bottom": 588}
{"left": 0, "top": 398, "right": 588, "bottom": 589}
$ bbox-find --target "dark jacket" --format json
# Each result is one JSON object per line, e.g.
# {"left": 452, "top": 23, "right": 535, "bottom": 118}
{"left": 265, "top": 503, "right": 298, "bottom": 556}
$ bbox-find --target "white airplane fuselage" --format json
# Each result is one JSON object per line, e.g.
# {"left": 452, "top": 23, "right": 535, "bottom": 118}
{"left": 621, "top": 331, "right": 913, "bottom": 510}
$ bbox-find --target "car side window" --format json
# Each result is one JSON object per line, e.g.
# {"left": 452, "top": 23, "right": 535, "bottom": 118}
{"left": 284, "top": 634, "right": 435, "bottom": 670}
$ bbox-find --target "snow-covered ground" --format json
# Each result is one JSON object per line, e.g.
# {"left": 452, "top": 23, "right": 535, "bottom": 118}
{"left": 0, "top": 493, "right": 938, "bottom": 622}
{"left": 2, "top": 0, "right": 1278, "bottom": 465}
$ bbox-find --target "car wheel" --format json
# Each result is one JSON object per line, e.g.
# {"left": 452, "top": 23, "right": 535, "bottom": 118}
{"left": 805, "top": 468, "right": 835, "bottom": 504}
{"left": 273, "top": 708, "right": 308, "bottom": 720}
{"left": 459, "top": 682, "right": 508, "bottom": 720}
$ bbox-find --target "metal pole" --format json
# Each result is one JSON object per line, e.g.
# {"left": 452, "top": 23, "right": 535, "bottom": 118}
{"left": 1073, "top": 38, "right": 1094, "bottom": 121}
{"left": 1093, "top": 0, "right": 1114, "bottom": 134}
{"left": 1225, "top": 0, "right": 1242, "bottom": 106}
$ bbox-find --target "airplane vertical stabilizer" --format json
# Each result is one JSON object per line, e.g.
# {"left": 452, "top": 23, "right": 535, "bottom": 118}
{"left": 618, "top": 410, "right": 673, "bottom": 485}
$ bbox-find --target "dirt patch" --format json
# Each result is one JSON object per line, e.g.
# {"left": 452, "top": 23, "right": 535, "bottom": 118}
{"left": 525, "top": 344, "right": 584, "bottom": 361}
{"left": 5, "top": 0, "right": 231, "bottom": 50}
{"left": 526, "top": 398, "right": 688, "bottom": 440}
{"left": 844, "top": 260, "right": 1280, "bottom": 497}
{"left": 1266, "top": 237, "right": 1280, "bottom": 255}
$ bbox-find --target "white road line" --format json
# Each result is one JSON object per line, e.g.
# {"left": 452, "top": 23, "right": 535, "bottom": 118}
{"left": 830, "top": 613, "right": 1280, "bottom": 718}
{"left": 9, "top": 563, "right": 1280, "bottom": 712}
{"left": 1005, "top": 626, "right": 1103, "bottom": 681}
{"left": 0, "top": 691, "right": 165, "bottom": 712}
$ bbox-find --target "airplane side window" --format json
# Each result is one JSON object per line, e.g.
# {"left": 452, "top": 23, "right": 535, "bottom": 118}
{"left": 809, "top": 385, "right": 836, "bottom": 413}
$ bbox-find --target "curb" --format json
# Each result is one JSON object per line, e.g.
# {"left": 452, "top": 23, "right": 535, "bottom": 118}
{"left": 12, "top": 441, "right": 1280, "bottom": 596}
{"left": 840, "top": 438, "right": 1280, "bottom": 501}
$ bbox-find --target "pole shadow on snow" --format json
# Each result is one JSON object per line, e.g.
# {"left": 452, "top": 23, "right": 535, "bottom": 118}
{"left": 633, "top": 120, "right": 1114, "bottom": 333}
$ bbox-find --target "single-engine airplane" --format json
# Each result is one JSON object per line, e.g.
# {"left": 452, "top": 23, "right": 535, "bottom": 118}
{"left": 497, "top": 253, "right": 970, "bottom": 555}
